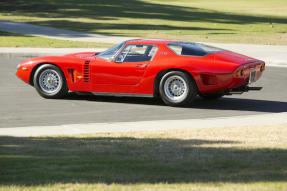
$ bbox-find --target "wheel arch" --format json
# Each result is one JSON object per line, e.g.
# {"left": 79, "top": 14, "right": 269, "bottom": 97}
{"left": 29, "top": 63, "right": 66, "bottom": 86}
{"left": 153, "top": 68, "right": 197, "bottom": 97}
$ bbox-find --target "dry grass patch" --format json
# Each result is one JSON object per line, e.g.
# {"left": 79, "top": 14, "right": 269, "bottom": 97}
{"left": 0, "top": 124, "right": 287, "bottom": 190}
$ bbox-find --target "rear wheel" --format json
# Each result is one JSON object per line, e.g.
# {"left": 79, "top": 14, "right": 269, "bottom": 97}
{"left": 159, "top": 71, "right": 197, "bottom": 106}
{"left": 33, "top": 64, "right": 68, "bottom": 99}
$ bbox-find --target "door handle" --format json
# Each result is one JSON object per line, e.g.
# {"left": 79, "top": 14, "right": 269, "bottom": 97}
{"left": 135, "top": 64, "right": 147, "bottom": 68}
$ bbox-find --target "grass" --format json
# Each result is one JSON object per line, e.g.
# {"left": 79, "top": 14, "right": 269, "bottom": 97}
{"left": 0, "top": 0, "right": 287, "bottom": 46}
{"left": 0, "top": 31, "right": 114, "bottom": 48}
{"left": 1, "top": 124, "right": 287, "bottom": 190}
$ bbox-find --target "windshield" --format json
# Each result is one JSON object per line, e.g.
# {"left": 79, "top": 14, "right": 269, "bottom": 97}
{"left": 167, "top": 41, "right": 224, "bottom": 57}
{"left": 97, "top": 41, "right": 126, "bottom": 59}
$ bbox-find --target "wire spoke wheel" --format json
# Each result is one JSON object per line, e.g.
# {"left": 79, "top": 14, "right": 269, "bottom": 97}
{"left": 39, "top": 69, "right": 62, "bottom": 94}
{"left": 164, "top": 75, "right": 188, "bottom": 102}
{"left": 33, "top": 64, "right": 68, "bottom": 99}
{"left": 159, "top": 71, "right": 197, "bottom": 106}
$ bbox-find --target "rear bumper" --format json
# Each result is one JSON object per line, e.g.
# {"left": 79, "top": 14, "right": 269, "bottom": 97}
{"left": 229, "top": 61, "right": 265, "bottom": 88}
{"left": 225, "top": 85, "right": 263, "bottom": 95}
{"left": 198, "top": 61, "right": 265, "bottom": 93}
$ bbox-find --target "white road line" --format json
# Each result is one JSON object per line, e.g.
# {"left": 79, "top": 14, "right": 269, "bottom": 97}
{"left": 1, "top": 112, "right": 286, "bottom": 137}
{"left": 0, "top": 20, "right": 134, "bottom": 43}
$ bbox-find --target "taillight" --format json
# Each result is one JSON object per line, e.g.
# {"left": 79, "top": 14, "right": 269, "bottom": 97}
{"left": 235, "top": 69, "right": 243, "bottom": 77}
{"left": 234, "top": 66, "right": 244, "bottom": 77}
{"left": 234, "top": 65, "right": 251, "bottom": 77}
{"left": 260, "top": 63, "right": 265, "bottom": 72}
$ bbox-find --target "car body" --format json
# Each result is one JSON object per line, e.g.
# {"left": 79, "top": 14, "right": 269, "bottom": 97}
{"left": 16, "top": 39, "right": 265, "bottom": 106}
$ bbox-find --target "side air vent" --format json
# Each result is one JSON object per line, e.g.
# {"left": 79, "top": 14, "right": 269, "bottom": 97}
{"left": 68, "top": 69, "right": 75, "bottom": 83}
{"left": 83, "top": 61, "right": 90, "bottom": 82}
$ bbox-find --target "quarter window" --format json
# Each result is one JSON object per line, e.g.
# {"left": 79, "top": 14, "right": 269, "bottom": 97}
{"left": 167, "top": 42, "right": 224, "bottom": 57}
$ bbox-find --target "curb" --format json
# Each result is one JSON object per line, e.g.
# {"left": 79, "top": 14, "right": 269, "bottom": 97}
{"left": 0, "top": 20, "right": 135, "bottom": 44}
{"left": 1, "top": 112, "right": 286, "bottom": 137}
{"left": 0, "top": 48, "right": 106, "bottom": 57}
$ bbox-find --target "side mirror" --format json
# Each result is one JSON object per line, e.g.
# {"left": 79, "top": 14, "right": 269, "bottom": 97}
{"left": 115, "top": 57, "right": 122, "bottom": 63}
{"left": 115, "top": 54, "right": 124, "bottom": 63}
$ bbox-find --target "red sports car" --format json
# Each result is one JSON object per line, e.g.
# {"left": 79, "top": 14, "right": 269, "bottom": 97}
{"left": 16, "top": 39, "right": 265, "bottom": 106}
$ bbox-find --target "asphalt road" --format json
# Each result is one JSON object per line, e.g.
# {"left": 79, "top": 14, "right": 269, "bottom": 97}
{"left": 1, "top": 54, "right": 287, "bottom": 128}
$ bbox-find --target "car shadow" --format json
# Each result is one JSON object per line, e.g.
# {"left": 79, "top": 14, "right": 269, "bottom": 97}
{"left": 65, "top": 92, "right": 287, "bottom": 113}
{"left": 190, "top": 97, "right": 287, "bottom": 113}
{"left": 66, "top": 92, "right": 165, "bottom": 106}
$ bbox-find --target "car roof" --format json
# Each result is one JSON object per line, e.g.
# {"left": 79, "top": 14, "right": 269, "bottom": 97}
{"left": 125, "top": 39, "right": 177, "bottom": 45}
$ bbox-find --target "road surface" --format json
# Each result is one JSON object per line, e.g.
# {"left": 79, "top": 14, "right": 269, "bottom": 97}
{"left": 1, "top": 54, "right": 287, "bottom": 128}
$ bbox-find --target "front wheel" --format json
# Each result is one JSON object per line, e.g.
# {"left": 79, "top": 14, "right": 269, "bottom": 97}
{"left": 159, "top": 71, "right": 197, "bottom": 106}
{"left": 33, "top": 64, "right": 68, "bottom": 99}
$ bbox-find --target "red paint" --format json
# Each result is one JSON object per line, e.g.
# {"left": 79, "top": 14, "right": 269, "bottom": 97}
{"left": 16, "top": 39, "right": 265, "bottom": 96}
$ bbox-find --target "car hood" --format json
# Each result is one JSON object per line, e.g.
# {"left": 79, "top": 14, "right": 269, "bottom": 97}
{"left": 19, "top": 52, "right": 103, "bottom": 67}
{"left": 213, "top": 51, "right": 259, "bottom": 66}
{"left": 64, "top": 52, "right": 101, "bottom": 59}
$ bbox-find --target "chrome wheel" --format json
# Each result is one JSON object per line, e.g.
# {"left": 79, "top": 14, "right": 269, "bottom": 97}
{"left": 38, "top": 69, "right": 62, "bottom": 94}
{"left": 163, "top": 75, "right": 188, "bottom": 102}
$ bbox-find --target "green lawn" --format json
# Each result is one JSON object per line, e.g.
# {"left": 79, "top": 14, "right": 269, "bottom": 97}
{"left": 1, "top": 124, "right": 287, "bottom": 190}
{"left": 0, "top": 0, "right": 287, "bottom": 46}
{"left": 0, "top": 31, "right": 114, "bottom": 48}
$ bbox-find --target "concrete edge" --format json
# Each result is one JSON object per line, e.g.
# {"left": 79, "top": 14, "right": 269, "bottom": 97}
{"left": 0, "top": 48, "right": 106, "bottom": 57}
{"left": 1, "top": 112, "right": 286, "bottom": 137}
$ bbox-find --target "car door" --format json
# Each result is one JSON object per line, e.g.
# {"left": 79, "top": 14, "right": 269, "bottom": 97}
{"left": 91, "top": 44, "right": 158, "bottom": 86}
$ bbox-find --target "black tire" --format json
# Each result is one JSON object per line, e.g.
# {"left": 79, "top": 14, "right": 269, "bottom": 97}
{"left": 199, "top": 92, "right": 224, "bottom": 100}
{"left": 33, "top": 64, "right": 68, "bottom": 99}
{"left": 159, "top": 71, "right": 197, "bottom": 106}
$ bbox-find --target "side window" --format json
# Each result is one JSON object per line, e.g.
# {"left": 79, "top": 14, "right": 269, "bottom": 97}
{"left": 167, "top": 43, "right": 207, "bottom": 57}
{"left": 167, "top": 45, "right": 182, "bottom": 55}
{"left": 116, "top": 44, "right": 158, "bottom": 62}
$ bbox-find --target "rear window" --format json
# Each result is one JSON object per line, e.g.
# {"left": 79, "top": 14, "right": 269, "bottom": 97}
{"left": 167, "top": 42, "right": 224, "bottom": 57}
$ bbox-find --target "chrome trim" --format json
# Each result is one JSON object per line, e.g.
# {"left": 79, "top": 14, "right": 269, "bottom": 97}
{"left": 249, "top": 69, "right": 257, "bottom": 84}
{"left": 117, "top": 45, "right": 132, "bottom": 63}
{"left": 150, "top": 46, "right": 158, "bottom": 61}
{"left": 91, "top": 92, "right": 153, "bottom": 98}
